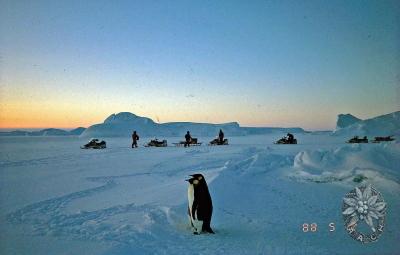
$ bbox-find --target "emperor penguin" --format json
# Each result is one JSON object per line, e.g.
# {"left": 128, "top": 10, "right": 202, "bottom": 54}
{"left": 186, "top": 174, "right": 214, "bottom": 234}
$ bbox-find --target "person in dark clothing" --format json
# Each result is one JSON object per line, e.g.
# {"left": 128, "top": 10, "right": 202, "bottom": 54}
{"left": 89, "top": 139, "right": 97, "bottom": 146}
{"left": 218, "top": 129, "right": 224, "bottom": 143}
{"left": 287, "top": 133, "right": 294, "bottom": 143}
{"left": 185, "top": 131, "right": 192, "bottom": 147}
{"left": 132, "top": 131, "right": 139, "bottom": 148}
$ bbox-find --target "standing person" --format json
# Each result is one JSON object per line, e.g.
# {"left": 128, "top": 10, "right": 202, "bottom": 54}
{"left": 185, "top": 131, "right": 192, "bottom": 147}
{"left": 132, "top": 131, "right": 139, "bottom": 148}
{"left": 218, "top": 129, "right": 224, "bottom": 143}
{"left": 287, "top": 133, "right": 294, "bottom": 143}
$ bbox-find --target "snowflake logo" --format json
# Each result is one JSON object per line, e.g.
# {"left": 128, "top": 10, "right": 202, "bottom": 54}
{"left": 342, "top": 185, "right": 387, "bottom": 243}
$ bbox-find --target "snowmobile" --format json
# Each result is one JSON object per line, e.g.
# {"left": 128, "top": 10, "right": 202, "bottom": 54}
{"left": 372, "top": 136, "right": 395, "bottom": 143}
{"left": 81, "top": 139, "right": 106, "bottom": 149}
{"left": 347, "top": 136, "right": 368, "bottom": 143}
{"left": 145, "top": 139, "right": 168, "bottom": 147}
{"left": 274, "top": 136, "right": 297, "bottom": 144}
{"left": 173, "top": 138, "right": 202, "bottom": 147}
{"left": 209, "top": 138, "right": 229, "bottom": 146}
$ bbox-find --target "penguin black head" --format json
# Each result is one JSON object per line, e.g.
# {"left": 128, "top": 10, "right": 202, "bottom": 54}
{"left": 186, "top": 174, "right": 206, "bottom": 185}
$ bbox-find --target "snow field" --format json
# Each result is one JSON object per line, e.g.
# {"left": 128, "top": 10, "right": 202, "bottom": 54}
{"left": 0, "top": 134, "right": 399, "bottom": 254}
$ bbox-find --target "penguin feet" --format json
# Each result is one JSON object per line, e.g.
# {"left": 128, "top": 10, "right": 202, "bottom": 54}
{"left": 192, "top": 226, "right": 200, "bottom": 235}
{"left": 204, "top": 227, "right": 215, "bottom": 234}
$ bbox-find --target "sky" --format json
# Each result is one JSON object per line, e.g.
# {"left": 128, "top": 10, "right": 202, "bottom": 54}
{"left": 0, "top": 0, "right": 399, "bottom": 130}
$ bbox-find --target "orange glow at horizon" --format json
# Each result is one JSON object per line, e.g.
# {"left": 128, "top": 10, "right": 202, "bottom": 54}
{"left": 0, "top": 112, "right": 100, "bottom": 129}
{"left": 0, "top": 101, "right": 105, "bottom": 129}
{"left": 0, "top": 83, "right": 335, "bottom": 131}
{"left": 0, "top": 101, "right": 334, "bottom": 131}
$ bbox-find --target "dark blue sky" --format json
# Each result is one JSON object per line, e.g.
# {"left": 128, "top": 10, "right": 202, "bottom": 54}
{"left": 1, "top": 0, "right": 399, "bottom": 129}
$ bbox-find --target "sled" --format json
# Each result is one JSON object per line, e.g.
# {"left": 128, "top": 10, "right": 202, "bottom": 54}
{"left": 347, "top": 136, "right": 368, "bottom": 143}
{"left": 145, "top": 139, "right": 168, "bottom": 147}
{"left": 209, "top": 138, "right": 229, "bottom": 146}
{"left": 81, "top": 139, "right": 107, "bottom": 149}
{"left": 372, "top": 136, "right": 395, "bottom": 143}
{"left": 173, "top": 138, "right": 202, "bottom": 147}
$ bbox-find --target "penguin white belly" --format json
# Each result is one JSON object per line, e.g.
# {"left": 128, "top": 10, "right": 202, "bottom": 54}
{"left": 187, "top": 184, "right": 203, "bottom": 233}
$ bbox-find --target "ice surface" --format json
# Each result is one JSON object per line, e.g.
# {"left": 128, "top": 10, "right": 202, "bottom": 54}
{"left": 0, "top": 134, "right": 399, "bottom": 254}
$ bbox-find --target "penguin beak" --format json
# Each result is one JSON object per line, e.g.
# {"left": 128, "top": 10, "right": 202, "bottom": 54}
{"left": 185, "top": 179, "right": 190, "bottom": 182}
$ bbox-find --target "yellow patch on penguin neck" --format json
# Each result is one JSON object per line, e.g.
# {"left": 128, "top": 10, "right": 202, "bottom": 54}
{"left": 198, "top": 176, "right": 203, "bottom": 180}
{"left": 193, "top": 179, "right": 199, "bottom": 185}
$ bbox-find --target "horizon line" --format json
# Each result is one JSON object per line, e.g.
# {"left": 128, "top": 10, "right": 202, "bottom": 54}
{"left": 0, "top": 124, "right": 332, "bottom": 132}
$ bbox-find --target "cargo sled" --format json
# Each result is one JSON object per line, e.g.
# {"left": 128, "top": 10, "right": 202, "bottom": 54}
{"left": 173, "top": 138, "right": 202, "bottom": 147}
{"left": 81, "top": 139, "right": 106, "bottom": 149}
{"left": 209, "top": 138, "right": 229, "bottom": 145}
{"left": 372, "top": 136, "right": 395, "bottom": 143}
{"left": 145, "top": 139, "right": 168, "bottom": 147}
{"left": 347, "top": 136, "right": 368, "bottom": 143}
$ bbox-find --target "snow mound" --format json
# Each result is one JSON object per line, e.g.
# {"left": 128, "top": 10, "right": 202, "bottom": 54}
{"left": 333, "top": 111, "right": 400, "bottom": 137}
{"left": 290, "top": 143, "right": 400, "bottom": 189}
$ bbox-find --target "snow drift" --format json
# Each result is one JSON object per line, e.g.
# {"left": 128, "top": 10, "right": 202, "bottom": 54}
{"left": 290, "top": 143, "right": 400, "bottom": 189}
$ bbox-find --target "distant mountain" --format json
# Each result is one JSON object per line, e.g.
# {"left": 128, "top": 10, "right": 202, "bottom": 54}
{"left": 0, "top": 127, "right": 86, "bottom": 137}
{"left": 69, "top": 127, "right": 87, "bottom": 136}
{"left": 0, "top": 130, "right": 31, "bottom": 136}
{"left": 333, "top": 111, "right": 400, "bottom": 136}
{"left": 80, "top": 112, "right": 305, "bottom": 138}
{"left": 32, "top": 128, "right": 70, "bottom": 136}
{"left": 81, "top": 112, "right": 159, "bottom": 138}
